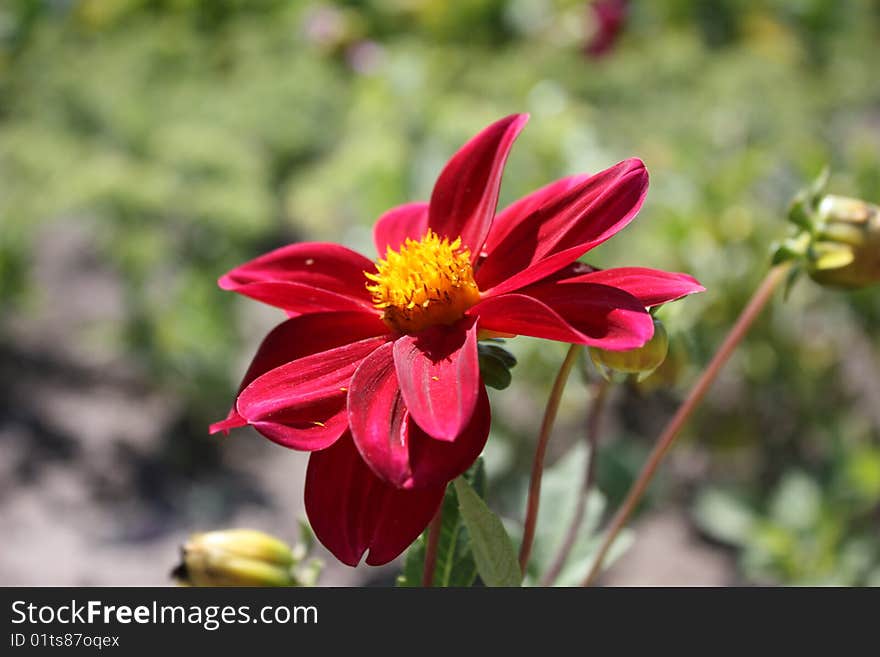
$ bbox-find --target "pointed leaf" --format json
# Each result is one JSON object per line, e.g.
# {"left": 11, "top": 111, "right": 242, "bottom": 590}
{"left": 398, "top": 460, "right": 487, "bottom": 587}
{"left": 453, "top": 476, "right": 522, "bottom": 587}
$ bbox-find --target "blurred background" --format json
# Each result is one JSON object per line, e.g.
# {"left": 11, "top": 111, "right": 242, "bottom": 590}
{"left": 1, "top": 0, "right": 879, "bottom": 586}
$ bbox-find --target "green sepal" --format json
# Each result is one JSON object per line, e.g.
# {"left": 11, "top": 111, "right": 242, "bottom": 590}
{"left": 787, "top": 196, "right": 815, "bottom": 231}
{"left": 786, "top": 166, "right": 829, "bottom": 231}
{"left": 478, "top": 342, "right": 517, "bottom": 390}
{"left": 770, "top": 233, "right": 809, "bottom": 265}
{"left": 808, "top": 166, "right": 830, "bottom": 206}
{"left": 782, "top": 263, "right": 803, "bottom": 301}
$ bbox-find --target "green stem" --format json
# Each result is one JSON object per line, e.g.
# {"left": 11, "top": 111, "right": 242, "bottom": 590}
{"left": 518, "top": 344, "right": 584, "bottom": 574}
{"left": 582, "top": 263, "right": 790, "bottom": 586}
{"left": 422, "top": 505, "right": 443, "bottom": 587}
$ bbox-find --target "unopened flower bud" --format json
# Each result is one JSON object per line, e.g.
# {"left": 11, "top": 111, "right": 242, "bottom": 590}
{"left": 589, "top": 318, "right": 668, "bottom": 382}
{"left": 807, "top": 195, "right": 880, "bottom": 289}
{"left": 173, "top": 529, "right": 295, "bottom": 587}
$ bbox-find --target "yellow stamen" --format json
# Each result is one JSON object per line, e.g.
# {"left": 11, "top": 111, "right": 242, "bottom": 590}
{"left": 366, "top": 229, "right": 481, "bottom": 334}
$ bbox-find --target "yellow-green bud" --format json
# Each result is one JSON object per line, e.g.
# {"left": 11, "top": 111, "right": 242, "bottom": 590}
{"left": 173, "top": 529, "right": 295, "bottom": 587}
{"left": 808, "top": 195, "right": 880, "bottom": 289}
{"left": 589, "top": 319, "right": 669, "bottom": 382}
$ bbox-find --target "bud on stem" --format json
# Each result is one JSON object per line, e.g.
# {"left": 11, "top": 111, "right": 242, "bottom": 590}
{"left": 173, "top": 529, "right": 297, "bottom": 587}
{"left": 807, "top": 195, "right": 880, "bottom": 289}
{"left": 589, "top": 318, "right": 669, "bottom": 382}
{"left": 775, "top": 170, "right": 880, "bottom": 291}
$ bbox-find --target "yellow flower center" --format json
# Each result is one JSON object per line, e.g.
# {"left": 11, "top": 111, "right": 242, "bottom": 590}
{"left": 366, "top": 229, "right": 481, "bottom": 334}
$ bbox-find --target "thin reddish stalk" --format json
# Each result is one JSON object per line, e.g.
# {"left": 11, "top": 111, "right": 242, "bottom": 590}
{"left": 422, "top": 505, "right": 444, "bottom": 587}
{"left": 519, "top": 344, "right": 584, "bottom": 574}
{"left": 540, "top": 378, "right": 610, "bottom": 586}
{"left": 582, "top": 263, "right": 790, "bottom": 586}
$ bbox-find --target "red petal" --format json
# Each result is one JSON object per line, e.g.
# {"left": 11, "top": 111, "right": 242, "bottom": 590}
{"left": 224, "top": 281, "right": 372, "bottom": 315}
{"left": 480, "top": 175, "right": 588, "bottom": 258}
{"left": 469, "top": 293, "right": 591, "bottom": 344}
{"left": 250, "top": 403, "right": 351, "bottom": 452}
{"left": 403, "top": 387, "right": 491, "bottom": 489}
{"left": 209, "top": 311, "right": 389, "bottom": 436}
{"left": 428, "top": 114, "right": 529, "bottom": 259}
{"left": 392, "top": 319, "right": 480, "bottom": 442}
{"left": 348, "top": 342, "right": 491, "bottom": 489}
{"left": 345, "top": 342, "right": 411, "bottom": 487}
{"left": 469, "top": 281, "right": 654, "bottom": 350}
{"left": 209, "top": 410, "right": 247, "bottom": 436}
{"left": 219, "top": 242, "right": 375, "bottom": 312}
{"left": 476, "top": 159, "right": 649, "bottom": 294}
{"left": 236, "top": 337, "right": 387, "bottom": 451}
{"left": 373, "top": 202, "right": 429, "bottom": 256}
{"left": 305, "top": 434, "right": 445, "bottom": 566}
{"left": 553, "top": 266, "right": 705, "bottom": 307}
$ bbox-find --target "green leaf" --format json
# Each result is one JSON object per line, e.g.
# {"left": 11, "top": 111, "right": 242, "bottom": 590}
{"left": 520, "top": 442, "right": 634, "bottom": 586}
{"left": 692, "top": 488, "right": 756, "bottom": 546}
{"left": 453, "top": 476, "right": 523, "bottom": 587}
{"left": 769, "top": 470, "right": 822, "bottom": 531}
{"left": 397, "top": 460, "right": 487, "bottom": 587}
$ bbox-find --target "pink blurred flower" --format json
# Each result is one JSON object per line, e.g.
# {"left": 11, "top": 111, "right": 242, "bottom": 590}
{"left": 585, "top": 0, "right": 629, "bottom": 58}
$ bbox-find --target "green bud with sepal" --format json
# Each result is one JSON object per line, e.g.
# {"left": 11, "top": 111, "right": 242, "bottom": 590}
{"left": 806, "top": 195, "right": 880, "bottom": 289}
{"left": 172, "top": 528, "right": 317, "bottom": 587}
{"left": 589, "top": 318, "right": 669, "bottom": 383}
{"left": 774, "top": 168, "right": 879, "bottom": 292}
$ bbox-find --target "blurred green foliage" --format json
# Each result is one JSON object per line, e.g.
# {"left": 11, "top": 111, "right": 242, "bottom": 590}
{"left": 1, "top": 0, "right": 878, "bottom": 584}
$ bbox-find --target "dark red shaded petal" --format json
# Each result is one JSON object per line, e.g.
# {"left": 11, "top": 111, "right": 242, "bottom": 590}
{"left": 469, "top": 293, "right": 592, "bottom": 344}
{"left": 219, "top": 242, "right": 375, "bottom": 312}
{"left": 225, "top": 281, "right": 372, "bottom": 315}
{"left": 480, "top": 175, "right": 588, "bottom": 258}
{"left": 209, "top": 312, "right": 389, "bottom": 436}
{"left": 392, "top": 318, "right": 480, "bottom": 442}
{"left": 373, "top": 202, "right": 429, "bottom": 256}
{"left": 305, "top": 434, "right": 445, "bottom": 566}
{"left": 348, "top": 343, "right": 491, "bottom": 489}
{"left": 237, "top": 336, "right": 388, "bottom": 450}
{"left": 428, "top": 114, "right": 529, "bottom": 259}
{"left": 403, "top": 387, "right": 491, "bottom": 489}
{"left": 476, "top": 159, "right": 649, "bottom": 295}
{"left": 469, "top": 282, "right": 653, "bottom": 350}
{"left": 249, "top": 400, "right": 351, "bottom": 452}
{"left": 346, "top": 342, "right": 411, "bottom": 486}
{"left": 553, "top": 266, "right": 705, "bottom": 307}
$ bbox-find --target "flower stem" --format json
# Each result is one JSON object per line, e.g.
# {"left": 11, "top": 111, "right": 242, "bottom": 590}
{"left": 581, "top": 263, "right": 790, "bottom": 586}
{"left": 519, "top": 343, "right": 584, "bottom": 574}
{"left": 540, "top": 378, "right": 610, "bottom": 586}
{"left": 422, "top": 505, "right": 443, "bottom": 587}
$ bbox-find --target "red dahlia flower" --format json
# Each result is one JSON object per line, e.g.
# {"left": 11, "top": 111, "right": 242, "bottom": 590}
{"left": 210, "top": 114, "right": 703, "bottom": 566}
